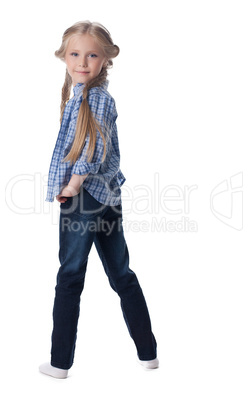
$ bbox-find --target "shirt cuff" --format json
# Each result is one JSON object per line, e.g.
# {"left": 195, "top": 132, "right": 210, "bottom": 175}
{"left": 71, "top": 161, "right": 101, "bottom": 176}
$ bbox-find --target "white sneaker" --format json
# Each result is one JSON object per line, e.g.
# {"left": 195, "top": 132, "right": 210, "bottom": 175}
{"left": 39, "top": 362, "right": 68, "bottom": 379}
{"left": 138, "top": 358, "right": 159, "bottom": 370}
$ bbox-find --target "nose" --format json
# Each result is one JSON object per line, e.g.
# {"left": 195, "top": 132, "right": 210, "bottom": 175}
{"left": 79, "top": 56, "right": 88, "bottom": 68}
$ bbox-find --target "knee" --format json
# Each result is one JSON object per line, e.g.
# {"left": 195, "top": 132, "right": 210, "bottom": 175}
{"left": 111, "top": 270, "right": 141, "bottom": 297}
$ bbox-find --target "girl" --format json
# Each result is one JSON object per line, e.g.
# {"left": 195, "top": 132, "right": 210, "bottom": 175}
{"left": 39, "top": 21, "right": 158, "bottom": 379}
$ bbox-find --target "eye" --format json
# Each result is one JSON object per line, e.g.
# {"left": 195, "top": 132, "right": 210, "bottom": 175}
{"left": 71, "top": 52, "right": 79, "bottom": 57}
{"left": 88, "top": 53, "right": 97, "bottom": 58}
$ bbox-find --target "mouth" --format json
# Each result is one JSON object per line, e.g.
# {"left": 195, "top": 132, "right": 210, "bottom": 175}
{"left": 76, "top": 71, "right": 90, "bottom": 74}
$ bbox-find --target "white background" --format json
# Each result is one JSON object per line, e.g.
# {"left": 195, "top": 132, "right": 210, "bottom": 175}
{"left": 1, "top": 0, "right": 248, "bottom": 401}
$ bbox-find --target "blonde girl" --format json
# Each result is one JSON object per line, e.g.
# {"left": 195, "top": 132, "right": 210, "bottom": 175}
{"left": 39, "top": 21, "right": 158, "bottom": 379}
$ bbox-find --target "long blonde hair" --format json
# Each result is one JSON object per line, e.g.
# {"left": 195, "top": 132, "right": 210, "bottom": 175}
{"left": 55, "top": 21, "right": 120, "bottom": 164}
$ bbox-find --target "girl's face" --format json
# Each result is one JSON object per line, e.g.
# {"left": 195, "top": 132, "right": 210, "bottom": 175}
{"left": 65, "top": 34, "right": 107, "bottom": 86}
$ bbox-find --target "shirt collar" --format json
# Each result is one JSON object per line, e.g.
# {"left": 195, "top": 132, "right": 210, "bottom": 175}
{"left": 72, "top": 80, "right": 109, "bottom": 97}
{"left": 73, "top": 83, "right": 84, "bottom": 96}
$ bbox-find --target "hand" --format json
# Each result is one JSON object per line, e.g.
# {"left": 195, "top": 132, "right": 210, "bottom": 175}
{"left": 56, "top": 185, "right": 79, "bottom": 203}
{"left": 56, "top": 174, "right": 88, "bottom": 203}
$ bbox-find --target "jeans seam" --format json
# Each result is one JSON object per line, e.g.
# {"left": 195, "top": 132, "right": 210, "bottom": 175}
{"left": 95, "top": 235, "right": 117, "bottom": 292}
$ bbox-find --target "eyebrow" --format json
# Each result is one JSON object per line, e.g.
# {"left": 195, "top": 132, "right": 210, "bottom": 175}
{"left": 69, "top": 49, "right": 99, "bottom": 53}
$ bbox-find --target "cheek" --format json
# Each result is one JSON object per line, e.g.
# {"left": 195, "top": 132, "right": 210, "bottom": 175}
{"left": 65, "top": 57, "right": 75, "bottom": 72}
{"left": 96, "top": 60, "right": 105, "bottom": 72}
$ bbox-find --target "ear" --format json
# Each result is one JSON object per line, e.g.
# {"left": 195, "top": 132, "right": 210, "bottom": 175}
{"left": 103, "top": 59, "right": 109, "bottom": 68}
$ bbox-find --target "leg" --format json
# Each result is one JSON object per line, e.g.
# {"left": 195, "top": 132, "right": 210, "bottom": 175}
{"left": 51, "top": 192, "right": 105, "bottom": 369}
{"left": 94, "top": 204, "right": 157, "bottom": 361}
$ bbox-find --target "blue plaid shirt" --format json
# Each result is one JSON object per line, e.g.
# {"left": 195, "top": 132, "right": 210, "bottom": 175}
{"left": 45, "top": 81, "right": 126, "bottom": 205}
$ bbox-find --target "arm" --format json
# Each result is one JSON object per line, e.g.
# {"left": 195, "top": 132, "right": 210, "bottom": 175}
{"left": 56, "top": 173, "right": 88, "bottom": 203}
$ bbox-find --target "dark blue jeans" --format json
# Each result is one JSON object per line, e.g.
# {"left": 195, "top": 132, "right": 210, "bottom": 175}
{"left": 51, "top": 188, "right": 157, "bottom": 369}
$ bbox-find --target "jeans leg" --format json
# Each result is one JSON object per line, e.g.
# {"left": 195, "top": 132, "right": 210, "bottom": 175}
{"left": 51, "top": 192, "right": 102, "bottom": 369}
{"left": 94, "top": 204, "right": 157, "bottom": 361}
